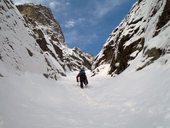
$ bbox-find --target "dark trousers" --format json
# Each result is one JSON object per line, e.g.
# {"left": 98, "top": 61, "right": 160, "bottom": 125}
{"left": 80, "top": 80, "right": 84, "bottom": 88}
{"left": 80, "top": 80, "right": 88, "bottom": 88}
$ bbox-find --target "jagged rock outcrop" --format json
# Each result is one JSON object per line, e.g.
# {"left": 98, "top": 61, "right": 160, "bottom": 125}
{"left": 17, "top": 4, "right": 65, "bottom": 45}
{"left": 63, "top": 47, "right": 93, "bottom": 71}
{"left": 92, "top": 0, "right": 170, "bottom": 76}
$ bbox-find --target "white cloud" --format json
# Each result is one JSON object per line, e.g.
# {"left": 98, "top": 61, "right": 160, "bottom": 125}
{"left": 49, "top": 1, "right": 60, "bottom": 10}
{"left": 77, "top": 17, "right": 85, "bottom": 22}
{"left": 64, "top": 17, "right": 86, "bottom": 29}
{"left": 65, "top": 20, "right": 76, "bottom": 28}
{"left": 93, "top": 0, "right": 128, "bottom": 18}
{"left": 66, "top": 2, "right": 70, "bottom": 6}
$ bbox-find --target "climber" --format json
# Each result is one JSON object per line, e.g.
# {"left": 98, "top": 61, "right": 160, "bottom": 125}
{"left": 76, "top": 68, "right": 88, "bottom": 89}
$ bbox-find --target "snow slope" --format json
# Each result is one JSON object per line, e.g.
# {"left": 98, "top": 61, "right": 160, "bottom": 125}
{"left": 0, "top": 56, "right": 170, "bottom": 128}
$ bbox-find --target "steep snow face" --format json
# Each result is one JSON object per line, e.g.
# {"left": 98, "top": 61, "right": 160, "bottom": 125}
{"left": 92, "top": 0, "right": 170, "bottom": 75}
{"left": 17, "top": 4, "right": 94, "bottom": 72}
{"left": 0, "top": 0, "right": 66, "bottom": 79}
{"left": 0, "top": 0, "right": 53, "bottom": 77}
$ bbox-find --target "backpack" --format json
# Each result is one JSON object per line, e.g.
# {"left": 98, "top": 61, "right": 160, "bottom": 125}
{"left": 79, "top": 70, "right": 86, "bottom": 78}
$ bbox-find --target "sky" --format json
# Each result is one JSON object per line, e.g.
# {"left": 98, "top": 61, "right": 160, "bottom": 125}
{"left": 13, "top": 0, "right": 137, "bottom": 55}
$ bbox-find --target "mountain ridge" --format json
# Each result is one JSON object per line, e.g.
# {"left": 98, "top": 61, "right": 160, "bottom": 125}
{"left": 92, "top": 0, "right": 170, "bottom": 76}
{"left": 16, "top": 3, "right": 94, "bottom": 72}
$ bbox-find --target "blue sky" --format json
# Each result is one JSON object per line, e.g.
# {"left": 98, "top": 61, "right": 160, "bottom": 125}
{"left": 14, "top": 0, "right": 137, "bottom": 55}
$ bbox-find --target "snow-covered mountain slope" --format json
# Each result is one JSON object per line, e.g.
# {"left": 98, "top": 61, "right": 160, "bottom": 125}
{"left": 0, "top": 1, "right": 93, "bottom": 79}
{"left": 92, "top": 0, "right": 170, "bottom": 76}
{"left": 17, "top": 4, "right": 93, "bottom": 71}
{"left": 0, "top": 0, "right": 61, "bottom": 78}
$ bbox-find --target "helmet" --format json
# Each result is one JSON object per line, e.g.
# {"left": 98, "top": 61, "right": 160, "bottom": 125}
{"left": 80, "top": 67, "right": 85, "bottom": 71}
